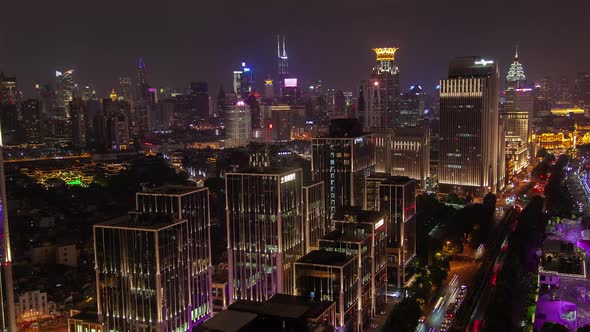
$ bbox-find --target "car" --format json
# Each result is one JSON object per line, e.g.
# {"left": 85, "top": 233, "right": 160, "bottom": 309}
{"left": 418, "top": 316, "right": 426, "bottom": 323}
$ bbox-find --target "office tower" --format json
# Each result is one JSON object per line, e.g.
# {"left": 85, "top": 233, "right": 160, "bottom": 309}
{"left": 226, "top": 167, "right": 305, "bottom": 302}
{"left": 0, "top": 121, "right": 16, "bottom": 331}
{"left": 373, "top": 128, "right": 393, "bottom": 174}
{"left": 136, "top": 186, "right": 213, "bottom": 325}
{"left": 378, "top": 177, "right": 416, "bottom": 290}
{"left": 503, "top": 47, "right": 533, "bottom": 170}
{"left": 119, "top": 77, "right": 132, "bottom": 101}
{"left": 137, "top": 57, "right": 147, "bottom": 98}
{"left": 360, "top": 48, "right": 400, "bottom": 129}
{"left": 0, "top": 102, "right": 18, "bottom": 145}
{"left": 100, "top": 96, "right": 131, "bottom": 150}
{"left": 574, "top": 72, "right": 590, "bottom": 108}
{"left": 21, "top": 99, "right": 43, "bottom": 144}
{"left": 264, "top": 77, "right": 274, "bottom": 100}
{"left": 399, "top": 85, "right": 426, "bottom": 127}
{"left": 233, "top": 70, "right": 242, "bottom": 96}
{"left": 391, "top": 127, "right": 431, "bottom": 189}
{"left": 156, "top": 98, "right": 175, "bottom": 131}
{"left": 55, "top": 70, "right": 75, "bottom": 115}
{"left": 333, "top": 90, "right": 346, "bottom": 118}
{"left": 556, "top": 76, "right": 572, "bottom": 105}
{"left": 320, "top": 208, "right": 387, "bottom": 329}
{"left": 240, "top": 63, "right": 254, "bottom": 98}
{"left": 311, "top": 119, "right": 375, "bottom": 219}
{"left": 79, "top": 85, "right": 96, "bottom": 101}
{"left": 135, "top": 57, "right": 154, "bottom": 136}
{"left": 189, "top": 81, "right": 210, "bottom": 120}
{"left": 294, "top": 250, "right": 358, "bottom": 331}
{"left": 303, "top": 181, "right": 327, "bottom": 251}
{"left": 270, "top": 105, "right": 292, "bottom": 141}
{"left": 438, "top": 57, "right": 502, "bottom": 196}
{"left": 0, "top": 73, "right": 17, "bottom": 105}
{"left": 94, "top": 213, "right": 192, "bottom": 331}
{"left": 225, "top": 100, "right": 251, "bottom": 147}
{"left": 69, "top": 98, "right": 87, "bottom": 148}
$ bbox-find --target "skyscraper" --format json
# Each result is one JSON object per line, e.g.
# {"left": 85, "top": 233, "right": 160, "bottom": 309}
{"left": 119, "top": 77, "right": 132, "bottom": 101}
{"left": 574, "top": 72, "right": 590, "bottom": 109}
{"left": 398, "top": 85, "right": 426, "bottom": 127}
{"left": 311, "top": 119, "right": 375, "bottom": 218}
{"left": 22, "top": 99, "right": 43, "bottom": 144}
{"left": 438, "top": 56, "right": 503, "bottom": 196}
{"left": 225, "top": 100, "right": 252, "bottom": 147}
{"left": 0, "top": 73, "right": 18, "bottom": 105}
{"left": 225, "top": 167, "right": 305, "bottom": 302}
{"left": 391, "top": 127, "right": 431, "bottom": 189}
{"left": 136, "top": 186, "right": 213, "bottom": 325}
{"left": 360, "top": 48, "right": 400, "bottom": 129}
{"left": 0, "top": 124, "right": 16, "bottom": 331}
{"left": 55, "top": 70, "right": 75, "bottom": 116}
{"left": 277, "top": 34, "right": 288, "bottom": 78}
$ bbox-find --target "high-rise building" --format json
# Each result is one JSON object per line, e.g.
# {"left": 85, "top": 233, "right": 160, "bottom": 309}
{"left": 311, "top": 119, "right": 375, "bottom": 219}
{"left": 277, "top": 34, "right": 288, "bottom": 79}
{"left": 391, "top": 127, "right": 431, "bottom": 189}
{"left": 136, "top": 186, "right": 213, "bottom": 325}
{"left": 0, "top": 124, "right": 16, "bottom": 331}
{"left": 263, "top": 77, "right": 274, "bottom": 100}
{"left": 556, "top": 76, "right": 572, "bottom": 105}
{"left": 373, "top": 128, "right": 394, "bottom": 174}
{"left": 294, "top": 250, "right": 358, "bottom": 331}
{"left": 320, "top": 207, "right": 387, "bottom": 329}
{"left": 303, "top": 181, "right": 327, "bottom": 251}
{"left": 226, "top": 167, "right": 305, "bottom": 303}
{"left": 55, "top": 70, "right": 75, "bottom": 116}
{"left": 21, "top": 99, "right": 43, "bottom": 144}
{"left": 0, "top": 73, "right": 18, "bottom": 105}
{"left": 377, "top": 176, "right": 416, "bottom": 290}
{"left": 502, "top": 47, "right": 533, "bottom": 168}
{"left": 69, "top": 98, "right": 87, "bottom": 148}
{"left": 360, "top": 48, "right": 400, "bottom": 129}
{"left": 438, "top": 56, "right": 503, "bottom": 196}
{"left": 119, "top": 77, "right": 132, "bottom": 101}
{"left": 398, "top": 85, "right": 426, "bottom": 127}
{"left": 225, "top": 100, "right": 251, "bottom": 147}
{"left": 94, "top": 213, "right": 192, "bottom": 331}
{"left": 574, "top": 72, "right": 590, "bottom": 109}
{"left": 270, "top": 105, "right": 292, "bottom": 142}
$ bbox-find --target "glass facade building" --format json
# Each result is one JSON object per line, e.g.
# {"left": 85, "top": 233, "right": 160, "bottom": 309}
{"left": 438, "top": 57, "right": 503, "bottom": 196}
{"left": 303, "top": 181, "right": 327, "bottom": 252}
{"left": 225, "top": 167, "right": 305, "bottom": 303}
{"left": 311, "top": 119, "right": 375, "bottom": 220}
{"left": 294, "top": 250, "right": 358, "bottom": 331}
{"left": 94, "top": 214, "right": 192, "bottom": 331}
{"left": 136, "top": 186, "right": 213, "bottom": 326}
{"left": 378, "top": 177, "right": 417, "bottom": 289}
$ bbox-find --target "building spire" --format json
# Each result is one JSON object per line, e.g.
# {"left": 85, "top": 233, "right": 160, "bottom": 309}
{"left": 138, "top": 56, "right": 145, "bottom": 69}
{"left": 277, "top": 34, "right": 280, "bottom": 59}
{"left": 514, "top": 43, "right": 519, "bottom": 60}
{"left": 282, "top": 34, "right": 287, "bottom": 58}
{"left": 506, "top": 45, "right": 526, "bottom": 83}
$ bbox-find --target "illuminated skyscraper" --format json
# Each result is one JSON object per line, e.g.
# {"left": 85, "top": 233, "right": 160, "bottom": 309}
{"left": 136, "top": 186, "right": 213, "bottom": 326}
{"left": 360, "top": 48, "right": 400, "bottom": 129}
{"left": 439, "top": 57, "right": 503, "bottom": 196}
{"left": 94, "top": 213, "right": 192, "bottom": 331}
{"left": 55, "top": 70, "right": 75, "bottom": 116}
{"left": 0, "top": 73, "right": 17, "bottom": 105}
{"left": 277, "top": 34, "right": 288, "bottom": 78}
{"left": 502, "top": 46, "right": 533, "bottom": 167}
{"left": 22, "top": 99, "right": 43, "bottom": 144}
{"left": 311, "top": 119, "right": 375, "bottom": 219}
{"left": 574, "top": 72, "right": 590, "bottom": 108}
{"left": 119, "top": 77, "right": 132, "bottom": 101}
{"left": 391, "top": 128, "right": 430, "bottom": 189}
{"left": 226, "top": 167, "right": 305, "bottom": 302}
{"left": 225, "top": 100, "right": 251, "bottom": 147}
{"left": 0, "top": 125, "right": 16, "bottom": 331}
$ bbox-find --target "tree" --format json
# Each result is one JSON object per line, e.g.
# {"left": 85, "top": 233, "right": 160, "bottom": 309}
{"left": 382, "top": 297, "right": 422, "bottom": 332}
{"left": 541, "top": 322, "right": 569, "bottom": 332}
{"left": 578, "top": 325, "right": 590, "bottom": 332}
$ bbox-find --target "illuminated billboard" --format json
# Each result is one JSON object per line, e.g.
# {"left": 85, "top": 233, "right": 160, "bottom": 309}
{"left": 284, "top": 78, "right": 298, "bottom": 88}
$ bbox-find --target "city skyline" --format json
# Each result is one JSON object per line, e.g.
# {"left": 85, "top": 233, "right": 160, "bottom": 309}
{"left": 1, "top": 0, "right": 589, "bottom": 97}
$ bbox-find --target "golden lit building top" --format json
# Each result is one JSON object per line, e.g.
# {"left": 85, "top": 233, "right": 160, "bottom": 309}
{"left": 550, "top": 106, "right": 584, "bottom": 116}
{"left": 109, "top": 89, "right": 118, "bottom": 102}
{"left": 373, "top": 47, "right": 399, "bottom": 61}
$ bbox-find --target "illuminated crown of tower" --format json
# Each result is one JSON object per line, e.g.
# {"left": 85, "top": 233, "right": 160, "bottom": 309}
{"left": 372, "top": 47, "right": 399, "bottom": 74}
{"left": 506, "top": 45, "right": 526, "bottom": 82}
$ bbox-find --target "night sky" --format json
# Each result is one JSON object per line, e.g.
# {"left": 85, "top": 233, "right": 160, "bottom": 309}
{"left": 1, "top": 0, "right": 588, "bottom": 97}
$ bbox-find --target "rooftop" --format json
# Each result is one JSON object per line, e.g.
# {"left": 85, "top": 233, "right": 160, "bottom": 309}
{"left": 69, "top": 312, "right": 100, "bottom": 324}
{"left": 333, "top": 206, "right": 384, "bottom": 225}
{"left": 321, "top": 229, "right": 370, "bottom": 243}
{"left": 198, "top": 310, "right": 257, "bottom": 332}
{"left": 96, "top": 213, "right": 183, "bottom": 230}
{"left": 142, "top": 185, "right": 204, "bottom": 195}
{"left": 297, "top": 249, "right": 355, "bottom": 267}
{"left": 381, "top": 176, "right": 415, "bottom": 186}
{"left": 228, "top": 167, "right": 301, "bottom": 176}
